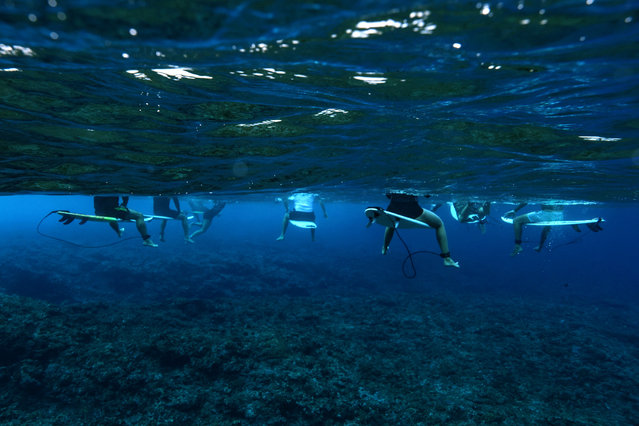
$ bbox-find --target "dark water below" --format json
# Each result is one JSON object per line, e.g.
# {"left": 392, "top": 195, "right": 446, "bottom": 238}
{"left": 1, "top": 0, "right": 639, "bottom": 423}
{"left": 1, "top": 0, "right": 638, "bottom": 201}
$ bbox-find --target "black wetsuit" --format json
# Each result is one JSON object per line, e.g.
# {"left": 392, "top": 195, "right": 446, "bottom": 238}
{"left": 94, "top": 196, "right": 130, "bottom": 219}
{"left": 386, "top": 193, "right": 423, "bottom": 219}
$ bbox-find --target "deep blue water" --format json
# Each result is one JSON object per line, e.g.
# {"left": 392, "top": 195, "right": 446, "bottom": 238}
{"left": 1, "top": 0, "right": 639, "bottom": 422}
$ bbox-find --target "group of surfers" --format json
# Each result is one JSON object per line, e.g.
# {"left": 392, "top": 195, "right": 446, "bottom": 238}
{"left": 90, "top": 192, "right": 603, "bottom": 268}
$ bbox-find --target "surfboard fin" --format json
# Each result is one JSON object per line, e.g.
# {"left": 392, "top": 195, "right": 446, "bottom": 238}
{"left": 587, "top": 218, "right": 604, "bottom": 232}
{"left": 79, "top": 218, "right": 88, "bottom": 225}
{"left": 59, "top": 215, "right": 75, "bottom": 225}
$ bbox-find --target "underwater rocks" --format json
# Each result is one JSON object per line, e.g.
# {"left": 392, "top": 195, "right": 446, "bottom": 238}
{"left": 1, "top": 292, "right": 638, "bottom": 424}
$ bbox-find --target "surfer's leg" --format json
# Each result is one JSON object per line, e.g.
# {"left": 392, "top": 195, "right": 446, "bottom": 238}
{"left": 277, "top": 212, "right": 289, "bottom": 240}
{"left": 190, "top": 218, "right": 211, "bottom": 239}
{"left": 108, "top": 221, "right": 122, "bottom": 237}
{"left": 179, "top": 213, "right": 194, "bottom": 243}
{"left": 127, "top": 209, "right": 157, "bottom": 247}
{"left": 534, "top": 226, "right": 551, "bottom": 252}
{"left": 383, "top": 227, "right": 394, "bottom": 254}
{"left": 160, "top": 219, "right": 168, "bottom": 242}
{"left": 419, "top": 209, "right": 447, "bottom": 250}
{"left": 511, "top": 214, "right": 532, "bottom": 256}
{"left": 419, "top": 210, "right": 459, "bottom": 267}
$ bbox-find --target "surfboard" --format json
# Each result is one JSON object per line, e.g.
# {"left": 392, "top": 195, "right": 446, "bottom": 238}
{"left": 144, "top": 214, "right": 195, "bottom": 221}
{"left": 501, "top": 216, "right": 605, "bottom": 226}
{"left": 56, "top": 210, "right": 155, "bottom": 224}
{"left": 365, "top": 207, "right": 431, "bottom": 229}
{"left": 57, "top": 211, "right": 118, "bottom": 224}
{"left": 449, "top": 203, "right": 459, "bottom": 221}
{"left": 290, "top": 220, "right": 317, "bottom": 229}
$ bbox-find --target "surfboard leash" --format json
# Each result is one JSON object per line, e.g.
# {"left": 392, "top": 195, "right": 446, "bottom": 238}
{"left": 549, "top": 220, "right": 604, "bottom": 250}
{"left": 394, "top": 229, "right": 439, "bottom": 279}
{"left": 37, "top": 210, "right": 138, "bottom": 248}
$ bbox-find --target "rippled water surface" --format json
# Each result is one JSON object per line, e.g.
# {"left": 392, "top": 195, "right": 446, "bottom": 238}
{"left": 1, "top": 0, "right": 638, "bottom": 201}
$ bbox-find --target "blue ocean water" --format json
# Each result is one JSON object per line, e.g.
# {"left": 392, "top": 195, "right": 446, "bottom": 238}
{"left": 1, "top": 0, "right": 639, "bottom": 423}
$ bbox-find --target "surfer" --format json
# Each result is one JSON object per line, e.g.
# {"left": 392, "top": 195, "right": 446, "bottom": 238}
{"left": 187, "top": 198, "right": 226, "bottom": 240}
{"left": 153, "top": 196, "right": 193, "bottom": 243}
{"left": 383, "top": 193, "right": 459, "bottom": 268}
{"left": 507, "top": 203, "right": 562, "bottom": 255}
{"left": 276, "top": 192, "right": 327, "bottom": 241}
{"left": 453, "top": 201, "right": 491, "bottom": 233}
{"left": 93, "top": 196, "right": 157, "bottom": 247}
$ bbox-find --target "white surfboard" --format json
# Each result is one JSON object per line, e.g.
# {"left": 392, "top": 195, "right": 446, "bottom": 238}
{"left": 365, "top": 207, "right": 431, "bottom": 229}
{"left": 501, "top": 216, "right": 604, "bottom": 226}
{"left": 290, "top": 220, "right": 317, "bottom": 229}
{"left": 144, "top": 214, "right": 194, "bottom": 221}
{"left": 57, "top": 210, "right": 154, "bottom": 223}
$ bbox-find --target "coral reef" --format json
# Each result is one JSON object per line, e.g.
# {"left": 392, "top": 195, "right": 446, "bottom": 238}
{"left": 1, "top": 291, "right": 638, "bottom": 424}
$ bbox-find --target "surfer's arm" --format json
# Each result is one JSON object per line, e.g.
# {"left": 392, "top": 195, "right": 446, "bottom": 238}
{"left": 120, "top": 196, "right": 129, "bottom": 207}
{"left": 505, "top": 202, "right": 527, "bottom": 219}
{"left": 319, "top": 200, "right": 327, "bottom": 218}
{"left": 513, "top": 202, "right": 527, "bottom": 212}
{"left": 172, "top": 197, "right": 181, "bottom": 213}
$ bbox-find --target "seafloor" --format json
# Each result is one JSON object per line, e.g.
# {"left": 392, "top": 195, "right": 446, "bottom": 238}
{"left": 2, "top": 288, "right": 638, "bottom": 425}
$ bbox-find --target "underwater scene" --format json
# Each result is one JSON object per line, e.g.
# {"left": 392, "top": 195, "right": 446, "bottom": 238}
{"left": 1, "top": 0, "right": 639, "bottom": 424}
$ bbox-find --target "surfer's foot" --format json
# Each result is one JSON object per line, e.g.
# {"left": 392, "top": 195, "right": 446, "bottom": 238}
{"left": 185, "top": 237, "right": 195, "bottom": 244}
{"left": 117, "top": 227, "right": 125, "bottom": 238}
{"left": 276, "top": 235, "right": 284, "bottom": 241}
{"left": 143, "top": 239, "right": 158, "bottom": 248}
{"left": 534, "top": 245, "right": 542, "bottom": 252}
{"left": 160, "top": 234, "right": 166, "bottom": 242}
{"left": 443, "top": 257, "right": 460, "bottom": 268}
{"left": 381, "top": 246, "right": 389, "bottom": 255}
{"left": 511, "top": 244, "right": 523, "bottom": 256}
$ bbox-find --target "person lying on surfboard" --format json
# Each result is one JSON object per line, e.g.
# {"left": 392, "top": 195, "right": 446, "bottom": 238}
{"left": 507, "top": 203, "right": 561, "bottom": 255}
{"left": 94, "top": 196, "right": 157, "bottom": 247}
{"left": 276, "top": 192, "right": 327, "bottom": 242}
{"left": 452, "top": 201, "right": 491, "bottom": 233}
{"left": 153, "top": 196, "right": 193, "bottom": 244}
{"left": 383, "top": 193, "right": 459, "bottom": 268}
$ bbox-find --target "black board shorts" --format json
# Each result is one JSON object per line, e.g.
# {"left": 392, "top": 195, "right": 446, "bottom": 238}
{"left": 289, "top": 211, "right": 316, "bottom": 222}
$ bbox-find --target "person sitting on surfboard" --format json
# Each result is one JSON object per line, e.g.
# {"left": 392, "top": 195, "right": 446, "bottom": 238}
{"left": 383, "top": 193, "right": 459, "bottom": 268}
{"left": 507, "top": 203, "right": 561, "bottom": 255}
{"left": 153, "top": 196, "right": 193, "bottom": 243}
{"left": 276, "top": 192, "right": 327, "bottom": 242}
{"left": 187, "top": 198, "right": 226, "bottom": 240}
{"left": 94, "top": 196, "right": 157, "bottom": 247}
